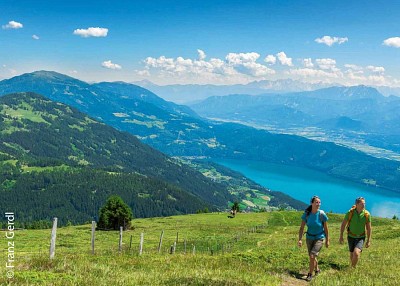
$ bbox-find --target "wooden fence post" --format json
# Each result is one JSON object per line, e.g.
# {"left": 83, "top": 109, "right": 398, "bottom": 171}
{"left": 139, "top": 233, "right": 144, "bottom": 255}
{"left": 119, "top": 226, "right": 123, "bottom": 252}
{"left": 158, "top": 230, "right": 164, "bottom": 253}
{"left": 129, "top": 235, "right": 133, "bottom": 251}
{"left": 91, "top": 221, "right": 96, "bottom": 254}
{"left": 49, "top": 217, "right": 57, "bottom": 259}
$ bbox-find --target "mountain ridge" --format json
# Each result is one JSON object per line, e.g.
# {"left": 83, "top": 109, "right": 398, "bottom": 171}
{"left": 1, "top": 71, "right": 399, "bottom": 196}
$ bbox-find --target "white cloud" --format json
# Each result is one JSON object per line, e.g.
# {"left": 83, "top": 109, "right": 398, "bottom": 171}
{"left": 303, "top": 58, "right": 314, "bottom": 68}
{"left": 368, "top": 75, "right": 386, "bottom": 85}
{"left": 2, "top": 20, "right": 23, "bottom": 29}
{"left": 345, "top": 70, "right": 366, "bottom": 81}
{"left": 366, "top": 65, "right": 385, "bottom": 73}
{"left": 276, "top": 52, "right": 293, "bottom": 66}
{"left": 101, "top": 60, "right": 122, "bottom": 70}
{"left": 225, "top": 52, "right": 260, "bottom": 65}
{"left": 32, "top": 35, "right": 39, "bottom": 40}
{"left": 197, "top": 49, "right": 206, "bottom": 61}
{"left": 264, "top": 54, "right": 276, "bottom": 65}
{"left": 136, "top": 50, "right": 398, "bottom": 86}
{"left": 289, "top": 68, "right": 340, "bottom": 79}
{"left": 344, "top": 64, "right": 363, "bottom": 71}
{"left": 73, "top": 27, "right": 108, "bottom": 38}
{"left": 315, "top": 36, "right": 348, "bottom": 47}
{"left": 383, "top": 37, "right": 400, "bottom": 48}
{"left": 138, "top": 51, "right": 275, "bottom": 84}
{"left": 316, "top": 58, "right": 337, "bottom": 70}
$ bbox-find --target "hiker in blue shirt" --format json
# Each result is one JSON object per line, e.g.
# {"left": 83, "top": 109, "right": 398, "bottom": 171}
{"left": 298, "top": 196, "right": 330, "bottom": 282}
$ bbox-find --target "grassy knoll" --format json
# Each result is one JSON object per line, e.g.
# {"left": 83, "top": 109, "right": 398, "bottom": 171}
{"left": 1, "top": 211, "right": 399, "bottom": 285}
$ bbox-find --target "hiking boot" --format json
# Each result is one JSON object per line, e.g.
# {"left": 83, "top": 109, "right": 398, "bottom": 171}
{"left": 315, "top": 269, "right": 321, "bottom": 276}
{"left": 306, "top": 273, "right": 313, "bottom": 282}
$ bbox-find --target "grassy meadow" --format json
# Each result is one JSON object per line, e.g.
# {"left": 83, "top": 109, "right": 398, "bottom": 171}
{"left": 1, "top": 211, "right": 399, "bottom": 285}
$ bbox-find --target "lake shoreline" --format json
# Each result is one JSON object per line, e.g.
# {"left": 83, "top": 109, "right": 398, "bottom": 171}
{"left": 212, "top": 158, "right": 400, "bottom": 219}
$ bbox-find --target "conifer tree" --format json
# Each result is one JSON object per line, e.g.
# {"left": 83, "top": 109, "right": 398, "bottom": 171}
{"left": 97, "top": 195, "right": 133, "bottom": 230}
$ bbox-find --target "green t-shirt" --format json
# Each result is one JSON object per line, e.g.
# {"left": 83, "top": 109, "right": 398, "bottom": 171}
{"left": 345, "top": 208, "right": 371, "bottom": 238}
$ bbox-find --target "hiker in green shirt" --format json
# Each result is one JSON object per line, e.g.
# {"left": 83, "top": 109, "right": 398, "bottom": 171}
{"left": 339, "top": 197, "right": 372, "bottom": 267}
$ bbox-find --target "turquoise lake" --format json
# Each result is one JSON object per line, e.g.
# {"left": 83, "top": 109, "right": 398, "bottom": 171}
{"left": 213, "top": 159, "right": 400, "bottom": 219}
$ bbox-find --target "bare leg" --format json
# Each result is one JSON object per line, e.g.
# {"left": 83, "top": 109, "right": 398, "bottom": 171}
{"left": 351, "top": 248, "right": 362, "bottom": 267}
{"left": 314, "top": 257, "right": 319, "bottom": 271}
{"left": 309, "top": 254, "right": 316, "bottom": 274}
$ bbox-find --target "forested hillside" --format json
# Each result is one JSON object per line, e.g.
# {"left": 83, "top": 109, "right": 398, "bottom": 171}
{"left": 1, "top": 71, "right": 399, "bottom": 195}
{"left": 0, "top": 92, "right": 304, "bottom": 225}
{"left": 0, "top": 92, "right": 230, "bottom": 225}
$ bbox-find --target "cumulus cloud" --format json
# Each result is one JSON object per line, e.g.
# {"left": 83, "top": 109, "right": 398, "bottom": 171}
{"left": 366, "top": 65, "right": 385, "bottom": 73}
{"left": 2, "top": 20, "right": 23, "bottom": 29}
{"left": 289, "top": 68, "right": 340, "bottom": 79}
{"left": 32, "top": 34, "right": 39, "bottom": 40}
{"left": 264, "top": 55, "right": 276, "bottom": 65}
{"left": 197, "top": 49, "right": 206, "bottom": 61}
{"left": 383, "top": 37, "right": 400, "bottom": 48}
{"left": 138, "top": 50, "right": 276, "bottom": 84}
{"left": 101, "top": 60, "right": 122, "bottom": 70}
{"left": 276, "top": 52, "right": 293, "bottom": 66}
{"left": 368, "top": 75, "right": 386, "bottom": 85}
{"left": 73, "top": 27, "right": 108, "bottom": 38}
{"left": 315, "top": 36, "right": 348, "bottom": 46}
{"left": 225, "top": 52, "right": 260, "bottom": 65}
{"left": 344, "top": 64, "right": 363, "bottom": 71}
{"left": 303, "top": 58, "right": 314, "bottom": 68}
{"left": 136, "top": 50, "right": 398, "bottom": 86}
{"left": 315, "top": 58, "right": 337, "bottom": 70}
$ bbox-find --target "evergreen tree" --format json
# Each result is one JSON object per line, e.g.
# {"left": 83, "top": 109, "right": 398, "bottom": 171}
{"left": 97, "top": 195, "right": 133, "bottom": 230}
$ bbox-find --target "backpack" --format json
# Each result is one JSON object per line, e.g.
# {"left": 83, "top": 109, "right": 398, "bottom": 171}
{"left": 346, "top": 205, "right": 370, "bottom": 236}
{"left": 305, "top": 210, "right": 326, "bottom": 223}
{"left": 305, "top": 210, "right": 326, "bottom": 237}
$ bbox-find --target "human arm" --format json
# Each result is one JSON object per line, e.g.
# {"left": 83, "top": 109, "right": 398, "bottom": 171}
{"left": 298, "top": 220, "right": 306, "bottom": 247}
{"left": 339, "top": 219, "right": 347, "bottom": 244}
{"left": 365, "top": 221, "right": 372, "bottom": 248}
{"left": 324, "top": 221, "right": 330, "bottom": 248}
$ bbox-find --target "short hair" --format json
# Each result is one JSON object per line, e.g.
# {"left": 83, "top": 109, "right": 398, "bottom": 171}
{"left": 355, "top": 197, "right": 365, "bottom": 204}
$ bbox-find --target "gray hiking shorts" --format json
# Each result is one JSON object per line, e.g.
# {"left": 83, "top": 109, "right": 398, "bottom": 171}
{"left": 306, "top": 238, "right": 324, "bottom": 256}
{"left": 347, "top": 236, "right": 365, "bottom": 252}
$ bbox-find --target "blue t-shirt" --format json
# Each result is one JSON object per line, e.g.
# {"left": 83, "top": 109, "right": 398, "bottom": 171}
{"left": 301, "top": 210, "right": 328, "bottom": 240}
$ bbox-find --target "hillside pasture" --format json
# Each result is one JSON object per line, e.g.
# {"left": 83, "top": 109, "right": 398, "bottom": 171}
{"left": 1, "top": 211, "right": 399, "bottom": 285}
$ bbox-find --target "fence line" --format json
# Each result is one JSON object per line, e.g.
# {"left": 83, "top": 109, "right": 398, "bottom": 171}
{"left": 30, "top": 218, "right": 270, "bottom": 260}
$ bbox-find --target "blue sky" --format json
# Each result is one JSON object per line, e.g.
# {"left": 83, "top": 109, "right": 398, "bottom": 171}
{"left": 1, "top": 0, "right": 400, "bottom": 86}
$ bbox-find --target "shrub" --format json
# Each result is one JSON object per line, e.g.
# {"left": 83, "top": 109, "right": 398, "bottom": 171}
{"left": 97, "top": 195, "right": 133, "bottom": 230}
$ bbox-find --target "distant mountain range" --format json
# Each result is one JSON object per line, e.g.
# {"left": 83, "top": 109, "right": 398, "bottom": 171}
{"left": 189, "top": 86, "right": 400, "bottom": 155}
{"left": 136, "top": 79, "right": 337, "bottom": 104}
{"left": 135, "top": 79, "right": 400, "bottom": 104}
{"left": 1, "top": 71, "right": 399, "bottom": 198}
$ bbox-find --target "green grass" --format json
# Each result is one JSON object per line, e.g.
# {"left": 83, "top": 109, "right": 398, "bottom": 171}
{"left": 1, "top": 211, "right": 399, "bottom": 285}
